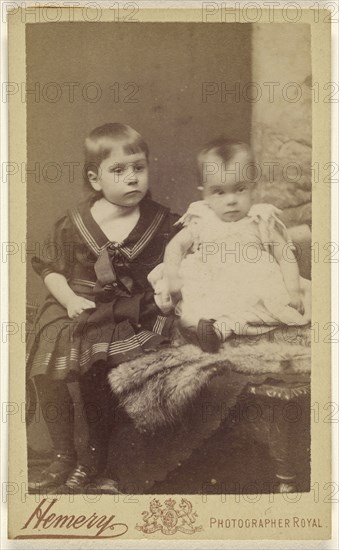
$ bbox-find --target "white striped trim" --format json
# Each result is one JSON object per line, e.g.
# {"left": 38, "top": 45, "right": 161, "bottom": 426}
{"left": 71, "top": 278, "right": 95, "bottom": 287}
{"left": 55, "top": 356, "right": 68, "bottom": 369}
{"left": 119, "top": 210, "right": 165, "bottom": 259}
{"left": 29, "top": 330, "right": 161, "bottom": 371}
{"left": 70, "top": 278, "right": 112, "bottom": 291}
{"left": 153, "top": 315, "right": 167, "bottom": 335}
{"left": 107, "top": 335, "right": 151, "bottom": 354}
{"left": 71, "top": 206, "right": 166, "bottom": 261}
{"left": 77, "top": 331, "right": 155, "bottom": 366}
{"left": 71, "top": 209, "right": 106, "bottom": 255}
{"left": 31, "top": 352, "right": 53, "bottom": 368}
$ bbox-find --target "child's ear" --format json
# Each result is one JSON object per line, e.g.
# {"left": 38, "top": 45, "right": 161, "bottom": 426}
{"left": 87, "top": 170, "right": 102, "bottom": 192}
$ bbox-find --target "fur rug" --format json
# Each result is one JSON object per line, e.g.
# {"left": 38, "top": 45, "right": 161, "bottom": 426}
{"left": 108, "top": 325, "right": 311, "bottom": 433}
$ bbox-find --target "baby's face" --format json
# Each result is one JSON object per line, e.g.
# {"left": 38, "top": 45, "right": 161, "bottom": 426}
{"left": 200, "top": 149, "right": 254, "bottom": 222}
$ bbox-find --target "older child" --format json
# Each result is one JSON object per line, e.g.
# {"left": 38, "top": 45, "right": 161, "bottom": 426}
{"left": 152, "top": 138, "right": 310, "bottom": 352}
{"left": 27, "top": 123, "right": 179, "bottom": 492}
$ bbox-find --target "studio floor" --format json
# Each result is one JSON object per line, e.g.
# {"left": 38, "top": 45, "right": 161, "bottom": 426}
{"left": 28, "top": 407, "right": 310, "bottom": 496}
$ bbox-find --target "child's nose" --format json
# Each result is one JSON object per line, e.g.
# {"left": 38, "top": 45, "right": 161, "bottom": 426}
{"left": 126, "top": 168, "right": 138, "bottom": 184}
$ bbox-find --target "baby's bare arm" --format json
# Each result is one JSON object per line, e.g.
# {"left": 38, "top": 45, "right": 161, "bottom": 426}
{"left": 44, "top": 273, "right": 95, "bottom": 318}
{"left": 163, "top": 227, "right": 194, "bottom": 294}
{"left": 270, "top": 228, "right": 304, "bottom": 314}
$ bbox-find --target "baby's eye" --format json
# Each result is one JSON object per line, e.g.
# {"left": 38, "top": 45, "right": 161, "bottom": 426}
{"left": 134, "top": 164, "right": 145, "bottom": 172}
{"left": 237, "top": 186, "right": 246, "bottom": 193}
{"left": 110, "top": 167, "right": 123, "bottom": 174}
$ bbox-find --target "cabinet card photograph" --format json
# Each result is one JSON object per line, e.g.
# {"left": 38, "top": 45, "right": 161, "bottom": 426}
{"left": 5, "top": 2, "right": 335, "bottom": 545}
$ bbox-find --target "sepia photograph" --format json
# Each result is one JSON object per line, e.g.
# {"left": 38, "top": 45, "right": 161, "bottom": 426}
{"left": 4, "top": 2, "right": 334, "bottom": 543}
{"left": 25, "top": 16, "right": 313, "bottom": 498}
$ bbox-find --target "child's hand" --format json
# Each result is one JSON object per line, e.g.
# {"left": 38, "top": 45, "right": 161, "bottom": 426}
{"left": 288, "top": 291, "right": 305, "bottom": 315}
{"left": 66, "top": 296, "right": 95, "bottom": 319}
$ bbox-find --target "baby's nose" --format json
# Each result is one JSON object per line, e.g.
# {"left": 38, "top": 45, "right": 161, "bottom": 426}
{"left": 226, "top": 193, "right": 237, "bottom": 204}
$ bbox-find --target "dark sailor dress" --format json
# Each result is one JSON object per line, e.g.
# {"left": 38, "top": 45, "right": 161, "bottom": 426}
{"left": 27, "top": 198, "right": 180, "bottom": 381}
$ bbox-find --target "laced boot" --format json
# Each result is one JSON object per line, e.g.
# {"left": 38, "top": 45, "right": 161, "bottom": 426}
{"left": 28, "top": 450, "right": 76, "bottom": 491}
{"left": 58, "top": 444, "right": 101, "bottom": 493}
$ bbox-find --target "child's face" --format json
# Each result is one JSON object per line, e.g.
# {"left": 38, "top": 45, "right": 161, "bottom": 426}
{"left": 89, "top": 147, "right": 149, "bottom": 207}
{"left": 200, "top": 149, "right": 254, "bottom": 222}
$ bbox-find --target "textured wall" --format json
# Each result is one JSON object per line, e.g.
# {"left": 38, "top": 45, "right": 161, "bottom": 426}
{"left": 251, "top": 24, "right": 312, "bottom": 228}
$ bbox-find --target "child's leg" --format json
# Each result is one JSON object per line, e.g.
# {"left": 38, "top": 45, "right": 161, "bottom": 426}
{"left": 35, "top": 375, "right": 75, "bottom": 452}
{"left": 29, "top": 376, "right": 76, "bottom": 490}
{"left": 78, "top": 363, "right": 116, "bottom": 470}
{"left": 62, "top": 362, "right": 117, "bottom": 490}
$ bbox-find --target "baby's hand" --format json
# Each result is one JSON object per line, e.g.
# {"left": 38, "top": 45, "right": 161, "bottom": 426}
{"left": 168, "top": 275, "right": 183, "bottom": 294}
{"left": 168, "top": 275, "right": 183, "bottom": 305}
{"left": 66, "top": 296, "right": 95, "bottom": 319}
{"left": 288, "top": 291, "right": 305, "bottom": 315}
{"left": 153, "top": 279, "right": 173, "bottom": 314}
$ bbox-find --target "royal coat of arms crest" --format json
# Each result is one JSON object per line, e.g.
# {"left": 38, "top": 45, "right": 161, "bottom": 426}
{"left": 136, "top": 498, "right": 203, "bottom": 535}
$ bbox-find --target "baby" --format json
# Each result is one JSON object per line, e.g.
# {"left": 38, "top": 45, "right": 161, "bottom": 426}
{"left": 149, "top": 137, "right": 311, "bottom": 352}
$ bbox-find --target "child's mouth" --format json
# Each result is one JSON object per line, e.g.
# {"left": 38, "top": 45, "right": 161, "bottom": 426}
{"left": 125, "top": 190, "right": 141, "bottom": 196}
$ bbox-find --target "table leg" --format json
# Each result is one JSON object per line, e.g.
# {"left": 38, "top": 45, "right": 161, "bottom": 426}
{"left": 238, "top": 388, "right": 310, "bottom": 492}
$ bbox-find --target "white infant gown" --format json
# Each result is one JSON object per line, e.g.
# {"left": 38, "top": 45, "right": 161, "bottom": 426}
{"left": 148, "top": 201, "right": 311, "bottom": 340}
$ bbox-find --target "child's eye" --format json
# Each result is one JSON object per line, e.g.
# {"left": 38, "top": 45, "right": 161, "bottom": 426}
{"left": 135, "top": 164, "right": 145, "bottom": 172}
{"left": 237, "top": 186, "right": 246, "bottom": 193}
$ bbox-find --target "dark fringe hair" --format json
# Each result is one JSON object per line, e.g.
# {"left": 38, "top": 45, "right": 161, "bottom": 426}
{"left": 83, "top": 123, "right": 149, "bottom": 195}
{"left": 198, "top": 136, "right": 252, "bottom": 164}
{"left": 197, "top": 136, "right": 254, "bottom": 183}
